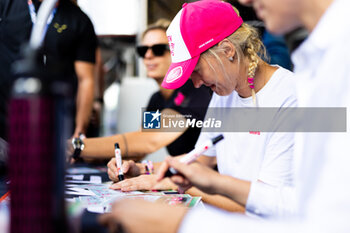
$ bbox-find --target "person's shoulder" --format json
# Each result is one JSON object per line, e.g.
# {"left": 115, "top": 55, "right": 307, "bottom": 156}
{"left": 146, "top": 91, "right": 163, "bottom": 108}
{"left": 181, "top": 80, "right": 212, "bottom": 98}
{"left": 60, "top": 1, "right": 91, "bottom": 21}
{"left": 263, "top": 66, "right": 297, "bottom": 107}
{"left": 59, "top": 1, "right": 95, "bottom": 36}
{"left": 274, "top": 66, "right": 294, "bottom": 77}
{"left": 149, "top": 91, "right": 162, "bottom": 100}
{"left": 270, "top": 66, "right": 295, "bottom": 89}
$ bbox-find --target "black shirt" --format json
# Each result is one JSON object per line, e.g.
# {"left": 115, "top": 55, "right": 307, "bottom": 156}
{"left": 0, "top": 0, "right": 97, "bottom": 139}
{"left": 146, "top": 80, "right": 212, "bottom": 156}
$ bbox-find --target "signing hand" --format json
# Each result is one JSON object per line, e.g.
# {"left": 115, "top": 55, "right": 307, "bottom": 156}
{"left": 157, "top": 156, "right": 221, "bottom": 194}
{"left": 107, "top": 159, "right": 143, "bottom": 182}
{"left": 109, "top": 174, "right": 177, "bottom": 192}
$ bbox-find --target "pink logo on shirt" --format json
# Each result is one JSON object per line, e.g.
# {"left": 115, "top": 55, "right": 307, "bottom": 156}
{"left": 249, "top": 131, "right": 260, "bottom": 135}
{"left": 174, "top": 92, "right": 185, "bottom": 106}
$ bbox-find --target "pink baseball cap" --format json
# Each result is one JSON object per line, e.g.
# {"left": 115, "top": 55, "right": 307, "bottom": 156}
{"left": 161, "top": 0, "right": 243, "bottom": 89}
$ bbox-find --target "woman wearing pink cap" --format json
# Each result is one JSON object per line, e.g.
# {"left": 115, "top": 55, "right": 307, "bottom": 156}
{"left": 160, "top": 0, "right": 296, "bottom": 214}
{"left": 105, "top": 0, "right": 296, "bottom": 214}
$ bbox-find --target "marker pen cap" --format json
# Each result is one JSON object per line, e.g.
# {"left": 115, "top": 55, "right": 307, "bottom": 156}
{"left": 212, "top": 134, "right": 224, "bottom": 144}
{"left": 118, "top": 174, "right": 125, "bottom": 181}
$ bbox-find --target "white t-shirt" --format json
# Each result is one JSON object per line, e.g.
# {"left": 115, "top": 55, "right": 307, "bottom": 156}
{"left": 196, "top": 66, "right": 296, "bottom": 188}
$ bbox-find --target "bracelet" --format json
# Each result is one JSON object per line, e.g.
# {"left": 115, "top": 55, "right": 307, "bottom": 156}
{"left": 79, "top": 133, "right": 86, "bottom": 140}
{"left": 121, "top": 134, "right": 128, "bottom": 158}
{"left": 147, "top": 160, "right": 154, "bottom": 174}
{"left": 142, "top": 160, "right": 154, "bottom": 175}
{"left": 142, "top": 161, "right": 149, "bottom": 174}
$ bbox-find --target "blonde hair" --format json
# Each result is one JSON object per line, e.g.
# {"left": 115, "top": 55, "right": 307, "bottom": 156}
{"left": 202, "top": 8, "right": 266, "bottom": 106}
{"left": 141, "top": 18, "right": 171, "bottom": 39}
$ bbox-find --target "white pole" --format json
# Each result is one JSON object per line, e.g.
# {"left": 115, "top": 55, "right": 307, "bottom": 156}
{"left": 137, "top": 0, "right": 148, "bottom": 78}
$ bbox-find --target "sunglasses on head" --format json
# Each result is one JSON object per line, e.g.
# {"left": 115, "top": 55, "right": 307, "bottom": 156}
{"left": 136, "top": 44, "right": 170, "bottom": 58}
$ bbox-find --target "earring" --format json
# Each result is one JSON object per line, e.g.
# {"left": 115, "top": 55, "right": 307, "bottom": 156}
{"left": 229, "top": 57, "right": 234, "bottom": 62}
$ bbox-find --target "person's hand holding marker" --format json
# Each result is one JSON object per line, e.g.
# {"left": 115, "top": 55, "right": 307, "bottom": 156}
{"left": 107, "top": 153, "right": 176, "bottom": 191}
{"left": 157, "top": 157, "right": 222, "bottom": 194}
{"left": 157, "top": 134, "right": 224, "bottom": 193}
{"left": 107, "top": 159, "right": 144, "bottom": 182}
{"left": 114, "top": 143, "right": 125, "bottom": 181}
{"left": 157, "top": 134, "right": 251, "bottom": 207}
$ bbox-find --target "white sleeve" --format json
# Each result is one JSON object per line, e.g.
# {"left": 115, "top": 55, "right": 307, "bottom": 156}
{"left": 178, "top": 204, "right": 307, "bottom": 233}
{"left": 246, "top": 181, "right": 297, "bottom": 217}
{"left": 178, "top": 205, "right": 262, "bottom": 233}
{"left": 258, "top": 132, "right": 294, "bottom": 186}
{"left": 244, "top": 131, "right": 295, "bottom": 217}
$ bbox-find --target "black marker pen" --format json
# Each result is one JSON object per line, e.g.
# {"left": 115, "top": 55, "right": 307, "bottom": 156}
{"left": 114, "top": 143, "right": 124, "bottom": 181}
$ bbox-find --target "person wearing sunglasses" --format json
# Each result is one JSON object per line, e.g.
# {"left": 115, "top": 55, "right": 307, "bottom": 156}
{"left": 136, "top": 44, "right": 170, "bottom": 58}
{"left": 69, "top": 19, "right": 212, "bottom": 165}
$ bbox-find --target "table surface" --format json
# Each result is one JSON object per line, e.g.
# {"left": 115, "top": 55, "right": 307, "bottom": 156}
{"left": 0, "top": 163, "right": 202, "bottom": 233}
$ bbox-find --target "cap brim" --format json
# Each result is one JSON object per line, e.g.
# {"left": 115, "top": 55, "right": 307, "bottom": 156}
{"left": 161, "top": 55, "right": 200, "bottom": 89}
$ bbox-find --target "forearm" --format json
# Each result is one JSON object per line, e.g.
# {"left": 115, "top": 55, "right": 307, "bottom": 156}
{"left": 246, "top": 181, "right": 296, "bottom": 217}
{"left": 210, "top": 174, "right": 251, "bottom": 207}
{"left": 81, "top": 130, "right": 179, "bottom": 160}
{"left": 94, "top": 48, "right": 104, "bottom": 100}
{"left": 81, "top": 133, "right": 146, "bottom": 159}
{"left": 197, "top": 155, "right": 217, "bottom": 168}
{"left": 126, "top": 130, "right": 182, "bottom": 155}
{"left": 81, "top": 135, "right": 120, "bottom": 159}
{"left": 81, "top": 108, "right": 184, "bottom": 159}
{"left": 74, "top": 61, "right": 95, "bottom": 136}
{"left": 75, "top": 77, "right": 94, "bottom": 136}
{"left": 186, "top": 187, "right": 245, "bottom": 213}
